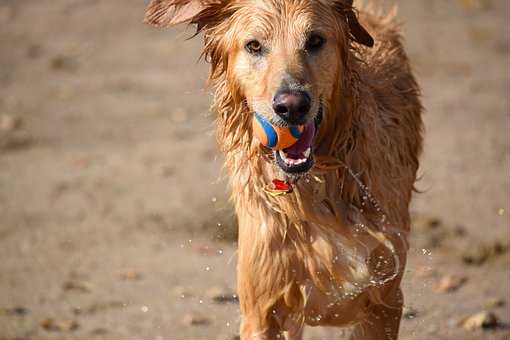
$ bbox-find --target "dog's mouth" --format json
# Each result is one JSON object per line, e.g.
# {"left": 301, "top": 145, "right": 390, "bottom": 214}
{"left": 274, "top": 120, "right": 315, "bottom": 174}
{"left": 274, "top": 108, "right": 322, "bottom": 175}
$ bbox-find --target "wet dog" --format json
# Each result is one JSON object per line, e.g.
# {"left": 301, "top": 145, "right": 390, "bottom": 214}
{"left": 145, "top": 1, "right": 423, "bottom": 338}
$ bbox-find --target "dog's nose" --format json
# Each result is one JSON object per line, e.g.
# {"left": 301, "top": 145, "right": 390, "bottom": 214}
{"left": 272, "top": 90, "right": 311, "bottom": 124}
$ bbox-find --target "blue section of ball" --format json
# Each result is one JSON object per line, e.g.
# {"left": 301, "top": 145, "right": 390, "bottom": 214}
{"left": 289, "top": 126, "right": 302, "bottom": 139}
{"left": 255, "top": 113, "right": 278, "bottom": 148}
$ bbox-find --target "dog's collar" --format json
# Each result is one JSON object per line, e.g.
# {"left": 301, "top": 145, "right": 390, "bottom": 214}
{"left": 264, "top": 179, "right": 294, "bottom": 197}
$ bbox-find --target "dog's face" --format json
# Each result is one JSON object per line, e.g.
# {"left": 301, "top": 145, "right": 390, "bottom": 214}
{"left": 230, "top": 1, "right": 344, "bottom": 175}
{"left": 145, "top": 0, "right": 373, "bottom": 176}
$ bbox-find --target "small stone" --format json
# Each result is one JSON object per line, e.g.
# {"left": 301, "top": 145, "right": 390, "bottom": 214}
{"left": 206, "top": 286, "right": 239, "bottom": 303}
{"left": 72, "top": 301, "right": 123, "bottom": 315}
{"left": 460, "top": 311, "right": 500, "bottom": 331}
{"left": 182, "top": 313, "right": 210, "bottom": 326}
{"left": 457, "top": 0, "right": 491, "bottom": 11}
{"left": 402, "top": 306, "right": 418, "bottom": 320}
{"left": 50, "top": 55, "right": 77, "bottom": 72}
{"left": 462, "top": 241, "right": 509, "bottom": 266}
{"left": 485, "top": 298, "right": 506, "bottom": 309}
{"left": 40, "top": 318, "right": 79, "bottom": 332}
{"left": 0, "top": 114, "right": 22, "bottom": 131}
{"left": 453, "top": 225, "right": 467, "bottom": 237}
{"left": 118, "top": 269, "right": 141, "bottom": 281}
{"left": 0, "top": 306, "right": 28, "bottom": 316}
{"left": 412, "top": 215, "right": 442, "bottom": 230}
{"left": 434, "top": 275, "right": 467, "bottom": 293}
{"left": 62, "top": 280, "right": 91, "bottom": 293}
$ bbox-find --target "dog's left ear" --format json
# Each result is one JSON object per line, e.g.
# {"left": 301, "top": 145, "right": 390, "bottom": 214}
{"left": 345, "top": 9, "right": 374, "bottom": 48}
{"left": 144, "top": 0, "right": 206, "bottom": 28}
{"left": 333, "top": 0, "right": 374, "bottom": 48}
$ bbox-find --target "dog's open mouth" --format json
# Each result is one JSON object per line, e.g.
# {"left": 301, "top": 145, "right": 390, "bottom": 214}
{"left": 275, "top": 120, "right": 316, "bottom": 175}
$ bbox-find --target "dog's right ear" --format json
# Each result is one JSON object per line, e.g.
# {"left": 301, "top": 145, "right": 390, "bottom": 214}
{"left": 144, "top": 0, "right": 205, "bottom": 27}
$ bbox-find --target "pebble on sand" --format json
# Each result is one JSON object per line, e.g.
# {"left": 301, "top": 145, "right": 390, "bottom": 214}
{"left": 206, "top": 287, "right": 239, "bottom": 304}
{"left": 40, "top": 318, "right": 79, "bottom": 332}
{"left": 62, "top": 280, "right": 92, "bottom": 293}
{"left": 460, "top": 311, "right": 500, "bottom": 331}
{"left": 402, "top": 306, "right": 418, "bottom": 320}
{"left": 0, "top": 114, "right": 22, "bottom": 131}
{"left": 182, "top": 313, "right": 210, "bottom": 326}
{"left": 485, "top": 298, "right": 506, "bottom": 309}
{"left": 118, "top": 269, "right": 142, "bottom": 281}
{"left": 434, "top": 275, "right": 467, "bottom": 293}
{"left": 462, "top": 241, "right": 510, "bottom": 266}
{"left": 0, "top": 307, "right": 28, "bottom": 316}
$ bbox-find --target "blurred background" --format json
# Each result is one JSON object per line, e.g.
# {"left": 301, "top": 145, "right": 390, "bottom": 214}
{"left": 0, "top": 0, "right": 509, "bottom": 339}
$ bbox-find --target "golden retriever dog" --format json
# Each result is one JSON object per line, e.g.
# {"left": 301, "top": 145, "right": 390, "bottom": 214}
{"left": 145, "top": 0, "right": 423, "bottom": 338}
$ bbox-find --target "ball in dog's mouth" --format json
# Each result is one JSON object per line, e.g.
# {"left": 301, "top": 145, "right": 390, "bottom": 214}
{"left": 274, "top": 120, "right": 316, "bottom": 175}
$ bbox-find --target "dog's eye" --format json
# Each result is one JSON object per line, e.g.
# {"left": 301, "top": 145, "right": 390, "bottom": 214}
{"left": 305, "top": 34, "right": 326, "bottom": 53}
{"left": 245, "top": 40, "right": 262, "bottom": 55}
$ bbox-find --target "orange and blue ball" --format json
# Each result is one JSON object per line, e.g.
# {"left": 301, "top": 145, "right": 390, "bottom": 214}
{"left": 252, "top": 112, "right": 304, "bottom": 150}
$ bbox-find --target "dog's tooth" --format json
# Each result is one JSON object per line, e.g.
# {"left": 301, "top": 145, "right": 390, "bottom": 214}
{"left": 304, "top": 148, "right": 311, "bottom": 158}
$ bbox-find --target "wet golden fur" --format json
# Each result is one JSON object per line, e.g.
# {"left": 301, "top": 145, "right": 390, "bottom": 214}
{"left": 145, "top": 0, "right": 423, "bottom": 338}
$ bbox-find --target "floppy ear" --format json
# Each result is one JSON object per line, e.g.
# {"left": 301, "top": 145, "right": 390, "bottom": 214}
{"left": 144, "top": 0, "right": 205, "bottom": 27}
{"left": 345, "top": 9, "right": 374, "bottom": 48}
{"left": 333, "top": 0, "right": 374, "bottom": 47}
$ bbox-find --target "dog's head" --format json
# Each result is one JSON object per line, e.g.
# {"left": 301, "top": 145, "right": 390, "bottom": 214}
{"left": 145, "top": 0, "right": 373, "bottom": 176}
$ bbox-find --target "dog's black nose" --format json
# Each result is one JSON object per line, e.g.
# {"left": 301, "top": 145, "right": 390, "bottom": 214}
{"left": 272, "top": 90, "right": 311, "bottom": 124}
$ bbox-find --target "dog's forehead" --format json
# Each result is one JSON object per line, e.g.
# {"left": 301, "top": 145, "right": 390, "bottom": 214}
{"left": 234, "top": 0, "right": 339, "bottom": 37}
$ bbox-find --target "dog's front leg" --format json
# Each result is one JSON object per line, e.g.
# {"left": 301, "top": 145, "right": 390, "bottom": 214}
{"left": 239, "top": 316, "right": 282, "bottom": 340}
{"left": 283, "top": 326, "right": 304, "bottom": 340}
{"left": 239, "top": 313, "right": 303, "bottom": 340}
{"left": 349, "top": 286, "right": 404, "bottom": 340}
{"left": 237, "top": 254, "right": 280, "bottom": 339}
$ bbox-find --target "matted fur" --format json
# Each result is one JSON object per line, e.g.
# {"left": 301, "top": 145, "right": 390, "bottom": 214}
{"left": 145, "top": 1, "right": 423, "bottom": 338}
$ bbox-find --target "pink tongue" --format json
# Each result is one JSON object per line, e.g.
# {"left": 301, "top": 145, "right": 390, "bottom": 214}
{"left": 284, "top": 121, "right": 315, "bottom": 157}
